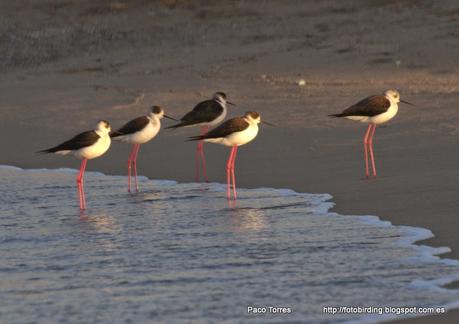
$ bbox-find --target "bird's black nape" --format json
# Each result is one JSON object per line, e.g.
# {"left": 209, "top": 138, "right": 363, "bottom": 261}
{"left": 152, "top": 106, "right": 162, "bottom": 114}
{"left": 215, "top": 92, "right": 227, "bottom": 99}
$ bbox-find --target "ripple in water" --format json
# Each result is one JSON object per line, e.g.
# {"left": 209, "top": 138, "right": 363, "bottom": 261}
{"left": 0, "top": 166, "right": 459, "bottom": 323}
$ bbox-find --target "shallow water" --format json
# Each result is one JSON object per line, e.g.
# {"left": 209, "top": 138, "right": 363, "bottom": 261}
{"left": 0, "top": 166, "right": 459, "bottom": 323}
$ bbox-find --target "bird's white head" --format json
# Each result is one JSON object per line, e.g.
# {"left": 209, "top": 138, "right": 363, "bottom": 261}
{"left": 384, "top": 89, "right": 401, "bottom": 103}
{"left": 213, "top": 91, "right": 236, "bottom": 107}
{"left": 149, "top": 105, "right": 177, "bottom": 122}
{"left": 97, "top": 120, "right": 111, "bottom": 134}
{"left": 244, "top": 111, "right": 261, "bottom": 125}
{"left": 385, "top": 89, "right": 414, "bottom": 106}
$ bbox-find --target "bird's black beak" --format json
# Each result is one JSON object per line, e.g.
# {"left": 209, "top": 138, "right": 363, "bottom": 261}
{"left": 261, "top": 120, "right": 276, "bottom": 126}
{"left": 227, "top": 101, "right": 236, "bottom": 106}
{"left": 164, "top": 114, "right": 178, "bottom": 121}
{"left": 400, "top": 99, "right": 414, "bottom": 106}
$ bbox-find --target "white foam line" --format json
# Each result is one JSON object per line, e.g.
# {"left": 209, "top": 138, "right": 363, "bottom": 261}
{"left": 0, "top": 165, "right": 175, "bottom": 184}
{"left": 27, "top": 167, "right": 79, "bottom": 174}
{"left": 0, "top": 165, "right": 23, "bottom": 171}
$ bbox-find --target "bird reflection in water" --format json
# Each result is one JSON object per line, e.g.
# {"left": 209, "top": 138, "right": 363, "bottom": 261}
{"left": 227, "top": 207, "right": 267, "bottom": 232}
{"left": 79, "top": 211, "right": 121, "bottom": 234}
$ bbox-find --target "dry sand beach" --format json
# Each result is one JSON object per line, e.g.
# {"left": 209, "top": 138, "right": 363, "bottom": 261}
{"left": 1, "top": 1, "right": 458, "bottom": 322}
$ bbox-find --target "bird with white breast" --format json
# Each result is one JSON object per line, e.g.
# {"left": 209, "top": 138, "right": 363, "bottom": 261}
{"left": 167, "top": 92, "right": 236, "bottom": 182}
{"left": 188, "top": 111, "right": 273, "bottom": 201}
{"left": 38, "top": 120, "right": 112, "bottom": 210}
{"left": 111, "top": 106, "right": 177, "bottom": 193}
{"left": 330, "top": 89, "right": 414, "bottom": 178}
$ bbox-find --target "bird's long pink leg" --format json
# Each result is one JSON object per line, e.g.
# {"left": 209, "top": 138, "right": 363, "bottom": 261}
{"left": 132, "top": 144, "right": 141, "bottom": 192}
{"left": 368, "top": 124, "right": 377, "bottom": 177}
{"left": 76, "top": 159, "right": 87, "bottom": 210}
{"left": 201, "top": 126, "right": 209, "bottom": 182}
{"left": 230, "top": 146, "right": 238, "bottom": 200}
{"left": 127, "top": 144, "right": 137, "bottom": 192}
{"left": 226, "top": 146, "right": 237, "bottom": 200}
{"left": 77, "top": 181, "right": 84, "bottom": 209}
{"left": 81, "top": 159, "right": 87, "bottom": 209}
{"left": 76, "top": 159, "right": 85, "bottom": 209}
{"left": 81, "top": 176, "right": 87, "bottom": 210}
{"left": 77, "top": 167, "right": 83, "bottom": 208}
{"left": 195, "top": 126, "right": 209, "bottom": 183}
{"left": 363, "top": 124, "right": 372, "bottom": 178}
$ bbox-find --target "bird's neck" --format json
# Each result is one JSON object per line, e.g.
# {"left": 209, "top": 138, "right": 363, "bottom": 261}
{"left": 215, "top": 98, "right": 226, "bottom": 108}
{"left": 386, "top": 96, "right": 399, "bottom": 106}
{"left": 147, "top": 114, "right": 161, "bottom": 126}
{"left": 147, "top": 113, "right": 158, "bottom": 121}
{"left": 244, "top": 118, "right": 258, "bottom": 128}
{"left": 95, "top": 129, "right": 109, "bottom": 137}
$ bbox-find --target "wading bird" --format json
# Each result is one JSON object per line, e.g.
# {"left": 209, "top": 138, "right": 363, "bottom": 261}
{"left": 110, "top": 106, "right": 176, "bottom": 192}
{"left": 188, "top": 111, "right": 273, "bottom": 200}
{"left": 167, "top": 92, "right": 235, "bottom": 182}
{"left": 38, "top": 120, "right": 112, "bottom": 210}
{"left": 329, "top": 89, "right": 413, "bottom": 178}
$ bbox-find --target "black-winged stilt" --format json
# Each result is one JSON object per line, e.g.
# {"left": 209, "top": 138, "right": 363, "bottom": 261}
{"left": 330, "top": 89, "right": 414, "bottom": 178}
{"left": 38, "top": 120, "right": 112, "bottom": 210}
{"left": 188, "top": 111, "right": 273, "bottom": 200}
{"left": 110, "top": 106, "right": 176, "bottom": 193}
{"left": 167, "top": 92, "right": 235, "bottom": 182}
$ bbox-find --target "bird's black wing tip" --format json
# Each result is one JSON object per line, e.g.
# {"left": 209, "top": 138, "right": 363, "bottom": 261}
{"left": 328, "top": 113, "right": 343, "bottom": 118}
{"left": 166, "top": 121, "right": 189, "bottom": 129}
{"left": 186, "top": 136, "right": 203, "bottom": 142}
{"left": 36, "top": 149, "right": 52, "bottom": 154}
{"left": 110, "top": 131, "right": 123, "bottom": 138}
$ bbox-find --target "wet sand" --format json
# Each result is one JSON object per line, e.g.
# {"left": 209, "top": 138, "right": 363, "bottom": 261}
{"left": 1, "top": 1, "right": 458, "bottom": 322}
